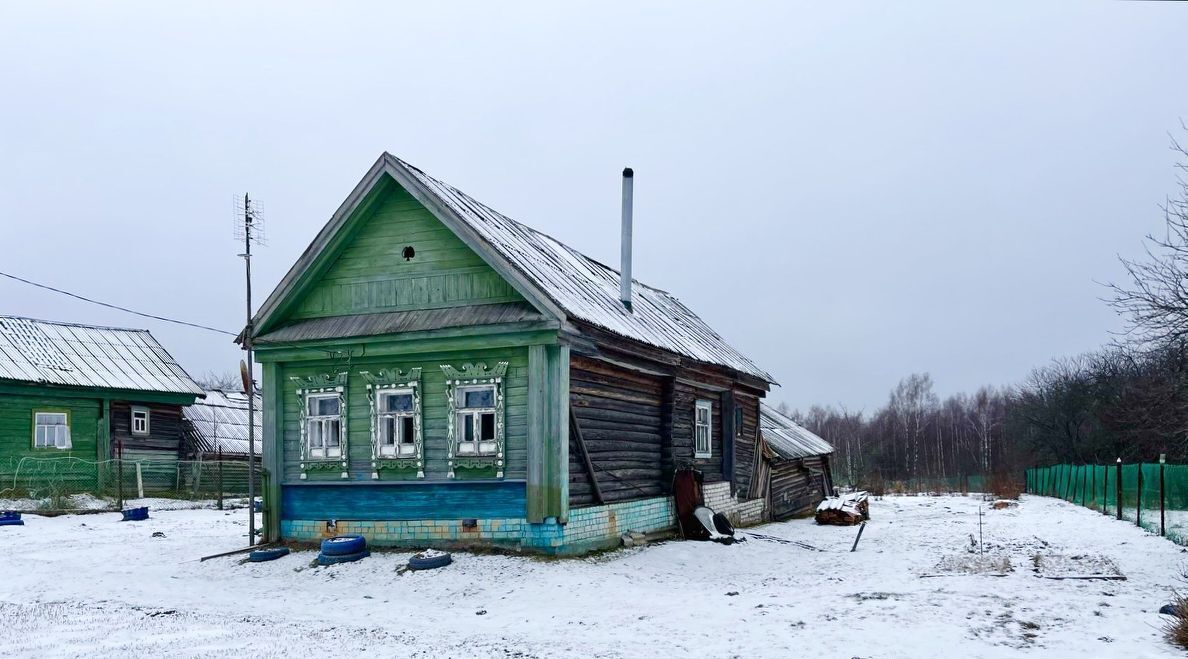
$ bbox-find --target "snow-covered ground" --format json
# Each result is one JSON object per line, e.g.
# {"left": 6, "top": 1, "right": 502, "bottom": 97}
{"left": 1, "top": 495, "right": 1184, "bottom": 658}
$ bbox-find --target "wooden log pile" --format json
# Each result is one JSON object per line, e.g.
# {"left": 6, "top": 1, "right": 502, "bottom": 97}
{"left": 814, "top": 491, "right": 870, "bottom": 526}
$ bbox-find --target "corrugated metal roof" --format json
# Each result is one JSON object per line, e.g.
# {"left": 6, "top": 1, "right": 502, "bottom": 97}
{"left": 183, "top": 389, "right": 261, "bottom": 456}
{"left": 0, "top": 316, "right": 204, "bottom": 396}
{"left": 394, "top": 157, "right": 774, "bottom": 383}
{"left": 256, "top": 302, "right": 546, "bottom": 344}
{"left": 759, "top": 402, "right": 833, "bottom": 460}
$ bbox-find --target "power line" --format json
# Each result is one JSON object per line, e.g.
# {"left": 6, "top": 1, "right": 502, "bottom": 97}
{"left": 0, "top": 270, "right": 238, "bottom": 336}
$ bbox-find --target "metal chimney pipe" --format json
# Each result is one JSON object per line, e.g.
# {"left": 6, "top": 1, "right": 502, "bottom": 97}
{"left": 620, "top": 167, "right": 634, "bottom": 311}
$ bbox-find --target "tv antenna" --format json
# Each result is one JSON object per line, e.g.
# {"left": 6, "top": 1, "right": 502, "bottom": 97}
{"left": 235, "top": 193, "right": 265, "bottom": 546}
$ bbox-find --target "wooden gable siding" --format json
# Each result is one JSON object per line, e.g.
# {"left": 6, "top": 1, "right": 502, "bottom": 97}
{"left": 731, "top": 390, "right": 760, "bottom": 495}
{"left": 289, "top": 181, "right": 524, "bottom": 322}
{"left": 279, "top": 347, "right": 530, "bottom": 483}
{"left": 110, "top": 401, "right": 186, "bottom": 456}
{"left": 568, "top": 356, "right": 664, "bottom": 506}
{"left": 0, "top": 392, "right": 100, "bottom": 476}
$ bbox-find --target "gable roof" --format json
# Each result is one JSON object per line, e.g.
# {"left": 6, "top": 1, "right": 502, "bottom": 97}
{"left": 253, "top": 153, "right": 774, "bottom": 384}
{"left": 183, "top": 389, "right": 261, "bottom": 456}
{"left": 759, "top": 402, "right": 833, "bottom": 459}
{"left": 0, "top": 316, "right": 204, "bottom": 396}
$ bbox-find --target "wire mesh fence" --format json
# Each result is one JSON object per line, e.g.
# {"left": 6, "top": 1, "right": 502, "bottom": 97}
{"left": 0, "top": 456, "right": 261, "bottom": 512}
{"left": 1026, "top": 462, "right": 1188, "bottom": 545}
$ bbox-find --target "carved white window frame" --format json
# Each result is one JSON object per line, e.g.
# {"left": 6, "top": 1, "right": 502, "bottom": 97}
{"left": 292, "top": 373, "right": 349, "bottom": 480}
{"left": 441, "top": 362, "right": 508, "bottom": 479}
{"left": 361, "top": 368, "right": 424, "bottom": 479}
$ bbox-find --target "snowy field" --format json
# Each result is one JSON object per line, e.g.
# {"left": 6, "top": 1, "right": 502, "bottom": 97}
{"left": 1, "top": 495, "right": 1185, "bottom": 658}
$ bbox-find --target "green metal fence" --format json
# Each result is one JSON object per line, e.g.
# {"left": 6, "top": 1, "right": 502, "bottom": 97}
{"left": 1026, "top": 462, "right": 1188, "bottom": 545}
{"left": 0, "top": 456, "right": 260, "bottom": 511}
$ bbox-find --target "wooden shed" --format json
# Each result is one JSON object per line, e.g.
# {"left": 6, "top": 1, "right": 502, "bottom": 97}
{"left": 757, "top": 403, "right": 834, "bottom": 520}
{"left": 248, "top": 155, "right": 777, "bottom": 553}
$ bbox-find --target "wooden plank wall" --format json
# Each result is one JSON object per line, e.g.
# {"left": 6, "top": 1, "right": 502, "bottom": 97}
{"left": 110, "top": 401, "right": 186, "bottom": 456}
{"left": 568, "top": 356, "right": 664, "bottom": 506}
{"left": 769, "top": 455, "right": 833, "bottom": 520}
{"left": 732, "top": 391, "right": 760, "bottom": 495}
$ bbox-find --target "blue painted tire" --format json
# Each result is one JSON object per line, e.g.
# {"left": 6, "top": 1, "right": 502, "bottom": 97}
{"left": 0, "top": 519, "right": 25, "bottom": 526}
{"left": 317, "top": 549, "right": 370, "bottom": 566}
{"left": 320, "top": 535, "right": 366, "bottom": 556}
{"left": 408, "top": 552, "right": 452, "bottom": 571}
{"left": 248, "top": 547, "right": 290, "bottom": 562}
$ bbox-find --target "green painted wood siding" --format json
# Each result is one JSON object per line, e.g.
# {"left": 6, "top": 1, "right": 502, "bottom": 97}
{"left": 289, "top": 184, "right": 524, "bottom": 321}
{"left": 279, "top": 347, "right": 530, "bottom": 483}
{"left": 0, "top": 393, "right": 100, "bottom": 476}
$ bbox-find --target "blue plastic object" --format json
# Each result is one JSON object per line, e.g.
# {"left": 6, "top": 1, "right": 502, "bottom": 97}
{"left": 317, "top": 549, "right": 370, "bottom": 566}
{"left": 248, "top": 547, "right": 290, "bottom": 562}
{"left": 121, "top": 507, "right": 149, "bottom": 522}
{"left": 320, "top": 535, "right": 366, "bottom": 556}
{"left": 0, "top": 511, "right": 21, "bottom": 522}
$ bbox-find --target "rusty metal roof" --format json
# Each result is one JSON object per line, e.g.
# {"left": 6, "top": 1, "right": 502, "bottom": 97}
{"left": 396, "top": 158, "right": 775, "bottom": 383}
{"left": 183, "top": 389, "right": 260, "bottom": 456}
{"left": 0, "top": 316, "right": 204, "bottom": 396}
{"left": 759, "top": 402, "right": 833, "bottom": 460}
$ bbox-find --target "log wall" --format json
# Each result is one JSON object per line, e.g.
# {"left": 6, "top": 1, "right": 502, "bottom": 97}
{"left": 568, "top": 356, "right": 665, "bottom": 506}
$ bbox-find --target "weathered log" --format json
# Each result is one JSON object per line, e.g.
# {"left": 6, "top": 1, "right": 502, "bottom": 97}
{"left": 814, "top": 492, "right": 870, "bottom": 526}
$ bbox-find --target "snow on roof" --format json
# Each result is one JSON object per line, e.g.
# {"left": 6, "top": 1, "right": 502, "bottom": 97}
{"left": 0, "top": 316, "right": 203, "bottom": 396}
{"left": 759, "top": 402, "right": 833, "bottom": 459}
{"left": 397, "top": 157, "right": 775, "bottom": 383}
{"left": 183, "top": 389, "right": 261, "bottom": 456}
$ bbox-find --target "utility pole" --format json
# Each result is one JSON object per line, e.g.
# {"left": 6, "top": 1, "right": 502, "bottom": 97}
{"left": 236, "top": 193, "right": 264, "bottom": 546}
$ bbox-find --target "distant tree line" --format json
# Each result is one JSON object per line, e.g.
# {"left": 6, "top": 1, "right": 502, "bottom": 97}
{"left": 785, "top": 128, "right": 1188, "bottom": 487}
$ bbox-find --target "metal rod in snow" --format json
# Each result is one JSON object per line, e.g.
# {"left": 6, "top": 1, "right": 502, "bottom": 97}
{"left": 619, "top": 167, "right": 633, "bottom": 311}
{"left": 850, "top": 521, "right": 867, "bottom": 552}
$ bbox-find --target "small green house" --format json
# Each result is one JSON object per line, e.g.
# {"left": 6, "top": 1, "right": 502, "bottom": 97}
{"left": 0, "top": 316, "right": 204, "bottom": 492}
{"left": 250, "top": 155, "right": 777, "bottom": 553}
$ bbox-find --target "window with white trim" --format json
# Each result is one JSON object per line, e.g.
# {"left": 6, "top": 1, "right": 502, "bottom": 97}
{"left": 455, "top": 384, "right": 498, "bottom": 456}
{"left": 34, "top": 412, "right": 71, "bottom": 449}
{"left": 694, "top": 399, "right": 712, "bottom": 459}
{"left": 376, "top": 389, "right": 417, "bottom": 457}
{"left": 305, "top": 393, "right": 342, "bottom": 459}
{"left": 131, "top": 407, "right": 150, "bottom": 435}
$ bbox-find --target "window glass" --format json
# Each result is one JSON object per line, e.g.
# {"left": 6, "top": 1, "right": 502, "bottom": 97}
{"left": 309, "top": 396, "right": 339, "bottom": 416}
{"left": 480, "top": 413, "right": 495, "bottom": 441}
{"left": 461, "top": 387, "right": 494, "bottom": 409}
{"left": 400, "top": 417, "right": 415, "bottom": 444}
{"left": 385, "top": 393, "right": 414, "bottom": 413}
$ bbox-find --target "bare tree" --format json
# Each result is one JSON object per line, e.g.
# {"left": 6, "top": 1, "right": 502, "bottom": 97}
{"left": 1109, "top": 125, "right": 1188, "bottom": 346}
{"left": 195, "top": 370, "right": 243, "bottom": 392}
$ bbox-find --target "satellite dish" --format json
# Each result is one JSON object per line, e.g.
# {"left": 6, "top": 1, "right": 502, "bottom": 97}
{"left": 240, "top": 360, "right": 252, "bottom": 394}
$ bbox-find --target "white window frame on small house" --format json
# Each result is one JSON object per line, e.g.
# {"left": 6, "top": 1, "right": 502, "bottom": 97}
{"left": 441, "top": 362, "right": 508, "bottom": 479}
{"left": 376, "top": 388, "right": 418, "bottom": 458}
{"left": 694, "top": 399, "right": 713, "bottom": 459}
{"left": 130, "top": 406, "right": 150, "bottom": 435}
{"left": 455, "top": 384, "right": 499, "bottom": 457}
{"left": 33, "top": 411, "right": 71, "bottom": 450}
{"left": 305, "top": 393, "right": 343, "bottom": 459}
{"left": 292, "top": 373, "right": 350, "bottom": 480}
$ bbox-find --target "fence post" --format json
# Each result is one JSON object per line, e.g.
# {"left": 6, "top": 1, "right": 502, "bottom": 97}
{"left": 218, "top": 448, "right": 224, "bottom": 511}
{"left": 116, "top": 440, "right": 124, "bottom": 510}
{"left": 1161, "top": 453, "right": 1166, "bottom": 537}
{"left": 1137, "top": 464, "right": 1144, "bottom": 528}
{"left": 1116, "top": 458, "right": 1123, "bottom": 520}
{"left": 1090, "top": 465, "right": 1096, "bottom": 508}
{"left": 1102, "top": 466, "right": 1108, "bottom": 514}
{"left": 135, "top": 461, "right": 144, "bottom": 499}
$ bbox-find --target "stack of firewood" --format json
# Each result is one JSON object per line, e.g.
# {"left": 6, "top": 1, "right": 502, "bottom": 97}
{"left": 814, "top": 491, "right": 870, "bottom": 526}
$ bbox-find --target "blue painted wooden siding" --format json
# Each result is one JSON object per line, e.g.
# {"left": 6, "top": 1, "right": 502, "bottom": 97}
{"left": 281, "top": 481, "right": 527, "bottom": 520}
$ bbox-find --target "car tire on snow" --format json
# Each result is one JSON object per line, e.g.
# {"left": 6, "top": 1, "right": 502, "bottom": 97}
{"left": 248, "top": 547, "right": 290, "bottom": 562}
{"left": 317, "top": 549, "right": 370, "bottom": 566}
{"left": 407, "top": 550, "right": 452, "bottom": 571}
{"left": 320, "top": 535, "right": 366, "bottom": 556}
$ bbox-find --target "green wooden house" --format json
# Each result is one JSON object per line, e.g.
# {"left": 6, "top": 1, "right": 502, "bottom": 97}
{"left": 250, "top": 155, "right": 777, "bottom": 553}
{"left": 0, "top": 316, "right": 204, "bottom": 492}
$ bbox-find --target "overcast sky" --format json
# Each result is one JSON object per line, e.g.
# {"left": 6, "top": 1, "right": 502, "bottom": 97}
{"left": 1, "top": 2, "right": 1185, "bottom": 411}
